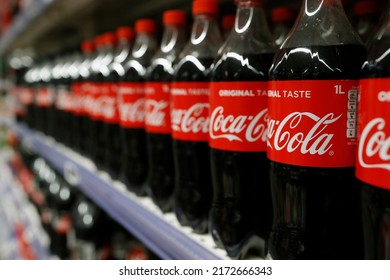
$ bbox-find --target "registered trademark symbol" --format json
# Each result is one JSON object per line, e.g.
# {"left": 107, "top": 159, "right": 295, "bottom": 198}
{"left": 329, "top": 150, "right": 334, "bottom": 156}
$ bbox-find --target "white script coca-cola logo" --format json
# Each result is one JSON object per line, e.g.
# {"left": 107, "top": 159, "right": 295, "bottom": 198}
{"left": 171, "top": 103, "right": 209, "bottom": 134}
{"left": 267, "top": 112, "right": 342, "bottom": 155}
{"left": 145, "top": 100, "right": 168, "bottom": 127}
{"left": 358, "top": 118, "right": 390, "bottom": 171}
{"left": 94, "top": 96, "right": 116, "bottom": 119}
{"left": 210, "top": 106, "right": 268, "bottom": 143}
{"left": 119, "top": 98, "right": 145, "bottom": 123}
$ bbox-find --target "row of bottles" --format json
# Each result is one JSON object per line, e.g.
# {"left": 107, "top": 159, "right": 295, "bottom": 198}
{"left": 9, "top": 137, "right": 155, "bottom": 260}
{"left": 8, "top": 0, "right": 390, "bottom": 260}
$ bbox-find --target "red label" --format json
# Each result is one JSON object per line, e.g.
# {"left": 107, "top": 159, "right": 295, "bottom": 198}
{"left": 36, "top": 87, "right": 54, "bottom": 108}
{"left": 209, "top": 81, "right": 268, "bottom": 152}
{"left": 85, "top": 83, "right": 101, "bottom": 120}
{"left": 171, "top": 81, "right": 210, "bottom": 141}
{"left": 145, "top": 82, "right": 171, "bottom": 134}
{"left": 98, "top": 82, "right": 119, "bottom": 123}
{"left": 356, "top": 78, "right": 390, "bottom": 190}
{"left": 117, "top": 82, "right": 145, "bottom": 128}
{"left": 56, "top": 86, "right": 72, "bottom": 112}
{"left": 267, "top": 80, "right": 359, "bottom": 168}
{"left": 71, "top": 82, "right": 82, "bottom": 115}
{"left": 16, "top": 86, "right": 34, "bottom": 105}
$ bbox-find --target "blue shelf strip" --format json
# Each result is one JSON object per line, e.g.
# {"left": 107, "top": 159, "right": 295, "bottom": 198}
{"left": 0, "top": 0, "right": 55, "bottom": 54}
{"left": 13, "top": 123, "right": 226, "bottom": 260}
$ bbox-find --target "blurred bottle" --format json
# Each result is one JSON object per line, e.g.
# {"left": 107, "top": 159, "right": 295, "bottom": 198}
{"left": 104, "top": 27, "right": 135, "bottom": 179}
{"left": 353, "top": 0, "right": 379, "bottom": 43}
{"left": 271, "top": 6, "right": 296, "bottom": 47}
{"left": 358, "top": 2, "right": 390, "bottom": 260}
{"left": 145, "top": 10, "right": 187, "bottom": 213}
{"left": 268, "top": 0, "right": 366, "bottom": 259}
{"left": 171, "top": 0, "right": 223, "bottom": 234}
{"left": 117, "top": 19, "right": 158, "bottom": 195}
{"left": 94, "top": 32, "right": 118, "bottom": 171}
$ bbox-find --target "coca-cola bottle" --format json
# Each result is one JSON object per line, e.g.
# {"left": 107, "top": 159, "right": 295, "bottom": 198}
{"left": 171, "top": 0, "right": 223, "bottom": 234}
{"left": 209, "top": 0, "right": 274, "bottom": 259}
{"left": 267, "top": 0, "right": 367, "bottom": 259}
{"left": 72, "top": 195, "right": 110, "bottom": 259}
{"left": 104, "top": 27, "right": 134, "bottom": 179}
{"left": 353, "top": 0, "right": 379, "bottom": 43}
{"left": 117, "top": 19, "right": 158, "bottom": 195}
{"left": 145, "top": 10, "right": 187, "bottom": 213}
{"left": 94, "top": 32, "right": 118, "bottom": 171}
{"left": 76, "top": 40, "right": 96, "bottom": 156}
{"left": 271, "top": 6, "right": 296, "bottom": 47}
{"left": 358, "top": 3, "right": 390, "bottom": 260}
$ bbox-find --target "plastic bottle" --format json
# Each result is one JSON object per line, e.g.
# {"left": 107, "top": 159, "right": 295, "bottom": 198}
{"left": 358, "top": 2, "right": 390, "bottom": 259}
{"left": 271, "top": 6, "right": 296, "bottom": 47}
{"left": 104, "top": 27, "right": 135, "bottom": 179}
{"left": 267, "top": 0, "right": 367, "bottom": 259}
{"left": 117, "top": 19, "right": 158, "bottom": 195}
{"left": 86, "top": 35, "right": 108, "bottom": 164}
{"left": 76, "top": 40, "right": 96, "bottom": 156}
{"left": 94, "top": 32, "right": 118, "bottom": 171}
{"left": 145, "top": 10, "right": 187, "bottom": 212}
{"left": 171, "top": 0, "right": 223, "bottom": 234}
{"left": 209, "top": 0, "right": 274, "bottom": 259}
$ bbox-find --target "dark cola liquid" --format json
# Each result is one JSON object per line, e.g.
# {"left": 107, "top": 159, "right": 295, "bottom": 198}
{"left": 120, "top": 67, "right": 148, "bottom": 195}
{"left": 360, "top": 38, "right": 390, "bottom": 260}
{"left": 268, "top": 44, "right": 366, "bottom": 260}
{"left": 146, "top": 63, "right": 175, "bottom": 213}
{"left": 172, "top": 56, "right": 214, "bottom": 234}
{"left": 210, "top": 53, "right": 274, "bottom": 259}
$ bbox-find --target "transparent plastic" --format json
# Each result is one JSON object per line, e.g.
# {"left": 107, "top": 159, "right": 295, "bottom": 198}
{"left": 209, "top": 0, "right": 274, "bottom": 259}
{"left": 282, "top": 0, "right": 363, "bottom": 48}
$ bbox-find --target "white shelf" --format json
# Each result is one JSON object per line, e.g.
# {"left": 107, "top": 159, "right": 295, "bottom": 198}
{"left": 13, "top": 123, "right": 228, "bottom": 260}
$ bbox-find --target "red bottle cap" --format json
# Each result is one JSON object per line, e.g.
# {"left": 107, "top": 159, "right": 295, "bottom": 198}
{"left": 271, "top": 7, "right": 296, "bottom": 23}
{"left": 192, "top": 0, "right": 219, "bottom": 16}
{"left": 135, "top": 19, "right": 156, "bottom": 34}
{"left": 102, "top": 32, "right": 117, "bottom": 46}
{"left": 222, "top": 15, "right": 235, "bottom": 30}
{"left": 353, "top": 0, "right": 379, "bottom": 16}
{"left": 94, "top": 35, "right": 104, "bottom": 47}
{"left": 81, "top": 40, "right": 95, "bottom": 52}
{"left": 163, "top": 10, "right": 187, "bottom": 26}
{"left": 117, "top": 26, "right": 135, "bottom": 41}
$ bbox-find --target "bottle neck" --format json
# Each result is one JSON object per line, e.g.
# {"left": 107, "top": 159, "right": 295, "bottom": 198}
{"left": 132, "top": 32, "right": 158, "bottom": 60}
{"left": 233, "top": 1, "right": 274, "bottom": 48}
{"left": 160, "top": 24, "right": 187, "bottom": 54}
{"left": 282, "top": 0, "right": 362, "bottom": 48}
{"left": 191, "top": 14, "right": 222, "bottom": 46}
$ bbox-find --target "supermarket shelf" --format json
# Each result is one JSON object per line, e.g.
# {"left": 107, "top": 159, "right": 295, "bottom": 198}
{"left": 0, "top": 150, "right": 51, "bottom": 260}
{"left": 12, "top": 123, "right": 227, "bottom": 260}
